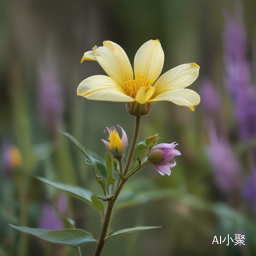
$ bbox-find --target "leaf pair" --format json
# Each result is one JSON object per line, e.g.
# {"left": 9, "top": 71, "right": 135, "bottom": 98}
{"left": 10, "top": 225, "right": 160, "bottom": 252}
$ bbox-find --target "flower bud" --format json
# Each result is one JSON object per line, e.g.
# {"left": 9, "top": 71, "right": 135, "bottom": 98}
{"left": 102, "top": 125, "right": 128, "bottom": 159}
{"left": 148, "top": 143, "right": 181, "bottom": 176}
{"left": 147, "top": 149, "right": 164, "bottom": 165}
{"left": 145, "top": 134, "right": 158, "bottom": 149}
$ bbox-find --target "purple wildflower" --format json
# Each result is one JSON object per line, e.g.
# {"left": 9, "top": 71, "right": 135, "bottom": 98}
{"left": 223, "top": 7, "right": 256, "bottom": 141}
{"left": 148, "top": 143, "right": 181, "bottom": 176}
{"left": 243, "top": 168, "right": 256, "bottom": 217}
{"left": 39, "top": 193, "right": 67, "bottom": 230}
{"left": 200, "top": 78, "right": 221, "bottom": 116}
{"left": 206, "top": 124, "right": 241, "bottom": 196}
{"left": 38, "top": 63, "right": 64, "bottom": 138}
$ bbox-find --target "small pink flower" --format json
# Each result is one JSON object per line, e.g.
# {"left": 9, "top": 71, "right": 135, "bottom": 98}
{"left": 101, "top": 125, "right": 128, "bottom": 158}
{"left": 148, "top": 143, "right": 181, "bottom": 176}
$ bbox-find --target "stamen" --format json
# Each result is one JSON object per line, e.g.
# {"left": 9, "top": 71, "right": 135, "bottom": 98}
{"left": 124, "top": 74, "right": 152, "bottom": 98}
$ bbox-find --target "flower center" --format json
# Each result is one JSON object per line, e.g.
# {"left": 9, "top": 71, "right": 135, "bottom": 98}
{"left": 124, "top": 74, "right": 152, "bottom": 98}
{"left": 108, "top": 129, "right": 123, "bottom": 152}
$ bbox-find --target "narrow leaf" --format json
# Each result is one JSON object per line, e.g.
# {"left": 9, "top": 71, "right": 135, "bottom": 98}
{"left": 106, "top": 226, "right": 161, "bottom": 240}
{"left": 58, "top": 130, "right": 106, "bottom": 194}
{"left": 36, "top": 176, "right": 104, "bottom": 214}
{"left": 116, "top": 189, "right": 181, "bottom": 209}
{"left": 106, "top": 152, "right": 116, "bottom": 187}
{"left": 10, "top": 225, "right": 96, "bottom": 248}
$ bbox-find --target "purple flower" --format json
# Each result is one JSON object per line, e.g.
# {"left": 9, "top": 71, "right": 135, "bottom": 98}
{"left": 243, "top": 168, "right": 256, "bottom": 217}
{"left": 39, "top": 193, "right": 66, "bottom": 230}
{"left": 234, "top": 84, "right": 256, "bottom": 141}
{"left": 223, "top": 7, "right": 256, "bottom": 141}
{"left": 39, "top": 202, "right": 64, "bottom": 230}
{"left": 102, "top": 125, "right": 128, "bottom": 158}
{"left": 38, "top": 63, "right": 64, "bottom": 138}
{"left": 206, "top": 124, "right": 241, "bottom": 196}
{"left": 200, "top": 78, "right": 221, "bottom": 116}
{"left": 147, "top": 143, "right": 181, "bottom": 176}
{"left": 223, "top": 9, "right": 246, "bottom": 61}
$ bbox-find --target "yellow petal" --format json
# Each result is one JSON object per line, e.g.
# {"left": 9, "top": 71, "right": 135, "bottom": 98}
{"left": 81, "top": 50, "right": 97, "bottom": 63}
{"left": 92, "top": 41, "right": 133, "bottom": 87}
{"left": 154, "top": 63, "right": 200, "bottom": 95}
{"left": 149, "top": 88, "right": 200, "bottom": 111}
{"left": 134, "top": 39, "right": 164, "bottom": 83}
{"left": 135, "top": 86, "right": 155, "bottom": 104}
{"left": 77, "top": 75, "right": 134, "bottom": 102}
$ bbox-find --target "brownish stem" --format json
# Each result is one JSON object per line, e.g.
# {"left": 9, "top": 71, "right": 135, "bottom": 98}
{"left": 123, "top": 116, "right": 141, "bottom": 176}
{"left": 93, "top": 177, "right": 127, "bottom": 256}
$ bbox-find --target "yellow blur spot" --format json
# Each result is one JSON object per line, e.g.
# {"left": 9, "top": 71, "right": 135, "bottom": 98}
{"left": 10, "top": 147, "right": 21, "bottom": 169}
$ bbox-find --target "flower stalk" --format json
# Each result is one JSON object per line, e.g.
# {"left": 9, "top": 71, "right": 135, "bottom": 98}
{"left": 94, "top": 116, "right": 141, "bottom": 256}
{"left": 124, "top": 116, "right": 141, "bottom": 176}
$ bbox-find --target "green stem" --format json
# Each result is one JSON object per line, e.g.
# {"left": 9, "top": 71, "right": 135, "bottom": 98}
{"left": 124, "top": 116, "right": 141, "bottom": 176}
{"left": 118, "top": 158, "right": 123, "bottom": 178}
{"left": 93, "top": 116, "right": 141, "bottom": 256}
{"left": 93, "top": 177, "right": 127, "bottom": 256}
{"left": 126, "top": 161, "right": 150, "bottom": 180}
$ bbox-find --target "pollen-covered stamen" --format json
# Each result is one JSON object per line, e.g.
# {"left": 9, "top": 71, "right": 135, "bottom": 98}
{"left": 124, "top": 73, "right": 152, "bottom": 98}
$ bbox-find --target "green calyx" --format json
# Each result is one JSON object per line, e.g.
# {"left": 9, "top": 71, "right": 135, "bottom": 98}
{"left": 147, "top": 149, "right": 164, "bottom": 165}
{"left": 126, "top": 102, "right": 152, "bottom": 117}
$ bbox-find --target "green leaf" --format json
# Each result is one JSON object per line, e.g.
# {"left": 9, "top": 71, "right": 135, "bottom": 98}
{"left": 36, "top": 176, "right": 104, "bottom": 214}
{"left": 53, "top": 205, "right": 75, "bottom": 229}
{"left": 116, "top": 189, "right": 181, "bottom": 209}
{"left": 106, "top": 152, "right": 116, "bottom": 188}
{"left": 106, "top": 226, "right": 160, "bottom": 240}
{"left": 130, "top": 142, "right": 149, "bottom": 170}
{"left": 58, "top": 130, "right": 106, "bottom": 194}
{"left": 91, "top": 195, "right": 105, "bottom": 214}
{"left": 10, "top": 225, "right": 96, "bottom": 248}
{"left": 84, "top": 150, "right": 108, "bottom": 180}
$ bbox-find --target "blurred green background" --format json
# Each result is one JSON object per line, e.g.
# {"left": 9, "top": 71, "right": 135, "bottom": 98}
{"left": 1, "top": 0, "right": 256, "bottom": 255}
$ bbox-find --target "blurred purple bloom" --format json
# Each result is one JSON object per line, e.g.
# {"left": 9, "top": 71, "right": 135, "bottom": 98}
{"left": 206, "top": 124, "right": 241, "bottom": 196}
{"left": 57, "top": 192, "right": 68, "bottom": 213}
{"left": 39, "top": 202, "right": 64, "bottom": 230}
{"left": 148, "top": 143, "right": 181, "bottom": 176}
{"left": 39, "top": 193, "right": 67, "bottom": 230}
{"left": 223, "top": 10, "right": 246, "bottom": 60}
{"left": 200, "top": 78, "right": 221, "bottom": 115}
{"left": 38, "top": 63, "right": 64, "bottom": 137}
{"left": 223, "top": 8, "right": 256, "bottom": 141}
{"left": 243, "top": 168, "right": 256, "bottom": 217}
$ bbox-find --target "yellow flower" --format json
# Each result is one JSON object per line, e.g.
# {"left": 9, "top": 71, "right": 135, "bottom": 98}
{"left": 102, "top": 125, "right": 128, "bottom": 158}
{"left": 77, "top": 40, "right": 200, "bottom": 111}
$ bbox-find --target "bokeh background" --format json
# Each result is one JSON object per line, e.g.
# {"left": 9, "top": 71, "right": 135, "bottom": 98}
{"left": 1, "top": 0, "right": 256, "bottom": 255}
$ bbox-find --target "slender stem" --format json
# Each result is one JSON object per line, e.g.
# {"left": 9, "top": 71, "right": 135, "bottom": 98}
{"left": 93, "top": 116, "right": 141, "bottom": 256}
{"left": 94, "top": 178, "right": 127, "bottom": 256}
{"left": 124, "top": 116, "right": 141, "bottom": 176}
{"left": 126, "top": 161, "right": 150, "bottom": 180}
{"left": 118, "top": 158, "right": 123, "bottom": 178}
